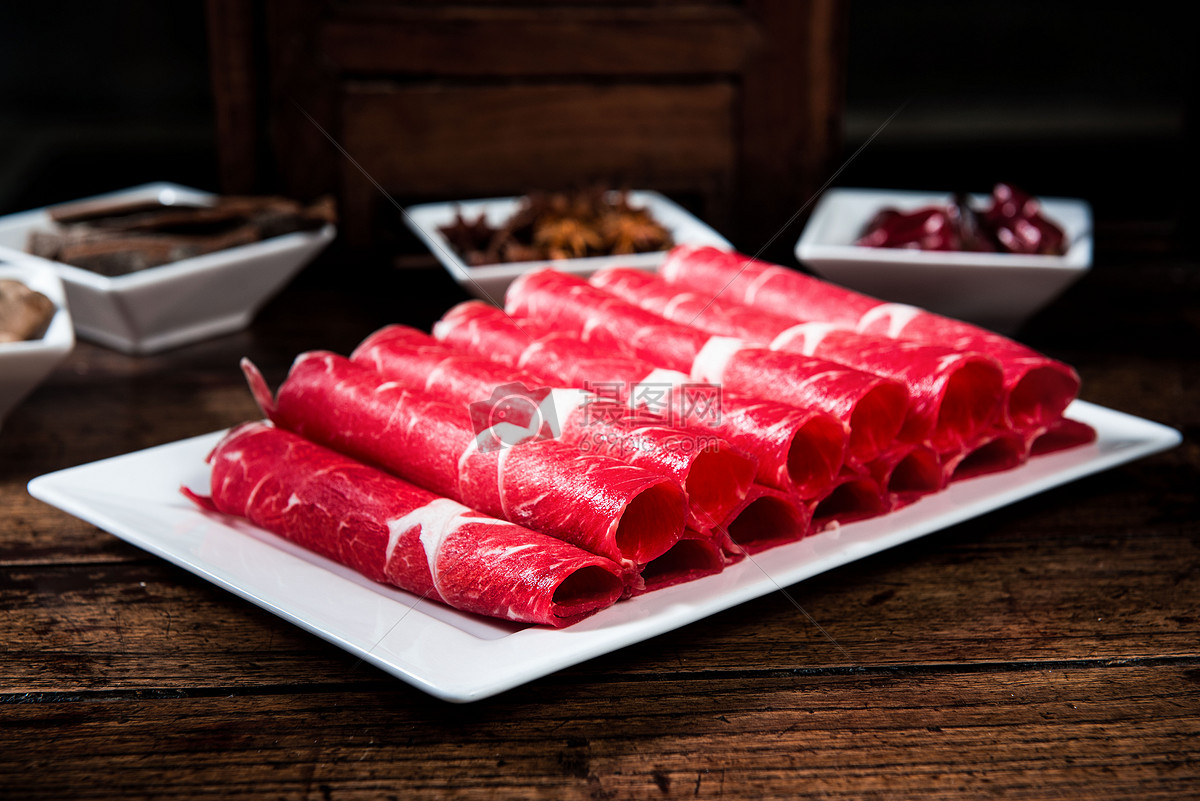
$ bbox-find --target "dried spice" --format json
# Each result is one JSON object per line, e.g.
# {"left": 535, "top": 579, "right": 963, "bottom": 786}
{"left": 857, "top": 184, "right": 1067, "bottom": 255}
{"left": 28, "top": 195, "right": 337, "bottom": 277}
{"left": 439, "top": 189, "right": 674, "bottom": 266}
{"left": 0, "top": 279, "right": 55, "bottom": 343}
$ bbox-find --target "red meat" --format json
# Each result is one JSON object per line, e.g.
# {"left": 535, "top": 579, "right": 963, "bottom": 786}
{"left": 636, "top": 529, "right": 727, "bottom": 593}
{"left": 710, "top": 484, "right": 812, "bottom": 557}
{"left": 591, "top": 266, "right": 1006, "bottom": 459}
{"left": 659, "top": 245, "right": 1081, "bottom": 439}
{"left": 241, "top": 351, "right": 687, "bottom": 584}
{"left": 184, "top": 422, "right": 625, "bottom": 627}
{"left": 434, "top": 301, "right": 848, "bottom": 500}
{"left": 349, "top": 324, "right": 756, "bottom": 533}
{"left": 504, "top": 269, "right": 909, "bottom": 468}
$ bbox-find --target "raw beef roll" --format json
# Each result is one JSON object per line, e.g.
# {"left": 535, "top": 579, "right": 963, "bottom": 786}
{"left": 184, "top": 422, "right": 625, "bottom": 627}
{"left": 1028, "top": 417, "right": 1098, "bottom": 456}
{"left": 349, "top": 324, "right": 756, "bottom": 534}
{"left": 810, "top": 471, "right": 889, "bottom": 531}
{"left": 433, "top": 301, "right": 532, "bottom": 370}
{"left": 434, "top": 301, "right": 847, "bottom": 499}
{"left": 659, "top": 245, "right": 1081, "bottom": 437}
{"left": 639, "top": 529, "right": 727, "bottom": 593}
{"left": 504, "top": 269, "right": 910, "bottom": 468}
{"left": 942, "top": 429, "right": 1027, "bottom": 481}
{"left": 591, "top": 266, "right": 1006, "bottom": 458}
{"left": 710, "top": 484, "right": 812, "bottom": 557}
{"left": 864, "top": 442, "right": 945, "bottom": 508}
{"left": 691, "top": 343, "right": 905, "bottom": 470}
{"left": 241, "top": 352, "right": 688, "bottom": 581}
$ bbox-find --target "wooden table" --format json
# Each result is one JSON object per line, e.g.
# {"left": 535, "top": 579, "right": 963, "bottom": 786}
{"left": 2, "top": 246, "right": 1197, "bottom": 799}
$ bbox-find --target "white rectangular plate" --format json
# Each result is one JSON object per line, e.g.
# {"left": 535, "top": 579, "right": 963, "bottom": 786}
{"left": 28, "top": 400, "right": 1179, "bottom": 703}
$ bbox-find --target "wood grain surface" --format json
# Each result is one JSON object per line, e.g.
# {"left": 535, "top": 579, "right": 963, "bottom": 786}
{"left": 1, "top": 248, "right": 1197, "bottom": 799}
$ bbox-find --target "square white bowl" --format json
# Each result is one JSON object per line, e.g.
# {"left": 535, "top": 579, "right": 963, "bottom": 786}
{"left": 404, "top": 190, "right": 732, "bottom": 304}
{"left": 0, "top": 183, "right": 336, "bottom": 355}
{"left": 795, "top": 187, "right": 1092, "bottom": 333}
{"left": 0, "top": 253, "right": 74, "bottom": 430}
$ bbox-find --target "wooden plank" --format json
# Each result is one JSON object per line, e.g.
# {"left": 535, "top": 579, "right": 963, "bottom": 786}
{"left": 333, "top": 0, "right": 739, "bottom": 7}
{"left": 205, "top": 0, "right": 261, "bottom": 193}
{"left": 2, "top": 665, "right": 1197, "bottom": 799}
{"left": 736, "top": 0, "right": 847, "bottom": 258}
{"left": 0, "top": 489, "right": 136, "bottom": 566}
{"left": 0, "top": 342, "right": 264, "bottom": 565}
{"left": 339, "top": 82, "right": 735, "bottom": 194}
{"left": 318, "top": 7, "right": 758, "bottom": 77}
{"left": 0, "top": 561, "right": 369, "bottom": 690}
{"left": 263, "top": 0, "right": 342, "bottom": 201}
{"left": 338, "top": 81, "right": 735, "bottom": 243}
{"left": 0, "top": 346, "right": 259, "bottom": 467}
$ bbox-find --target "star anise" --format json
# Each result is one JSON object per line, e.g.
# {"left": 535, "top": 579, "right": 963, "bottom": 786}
{"left": 441, "top": 187, "right": 675, "bottom": 265}
{"left": 533, "top": 217, "right": 604, "bottom": 259}
{"left": 438, "top": 209, "right": 498, "bottom": 265}
{"left": 598, "top": 208, "right": 672, "bottom": 255}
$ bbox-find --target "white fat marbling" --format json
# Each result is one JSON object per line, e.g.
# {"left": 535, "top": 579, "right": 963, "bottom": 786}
{"left": 690, "top": 336, "right": 746, "bottom": 384}
{"left": 386, "top": 497, "right": 513, "bottom": 596}
{"left": 769, "top": 322, "right": 842, "bottom": 356}
{"left": 856, "top": 303, "right": 922, "bottom": 339}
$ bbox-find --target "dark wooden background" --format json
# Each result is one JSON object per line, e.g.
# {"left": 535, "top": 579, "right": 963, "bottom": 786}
{"left": 2, "top": 1, "right": 1195, "bottom": 256}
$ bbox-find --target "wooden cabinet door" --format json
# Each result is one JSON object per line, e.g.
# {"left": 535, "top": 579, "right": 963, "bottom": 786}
{"left": 207, "top": 0, "right": 846, "bottom": 257}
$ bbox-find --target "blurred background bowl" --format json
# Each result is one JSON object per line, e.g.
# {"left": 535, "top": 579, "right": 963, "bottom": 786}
{"left": 0, "top": 183, "right": 336, "bottom": 355}
{"left": 0, "top": 253, "right": 74, "bottom": 430}
{"left": 795, "top": 187, "right": 1092, "bottom": 334}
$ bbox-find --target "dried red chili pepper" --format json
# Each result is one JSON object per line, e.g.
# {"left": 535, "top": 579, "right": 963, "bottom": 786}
{"left": 983, "top": 183, "right": 1067, "bottom": 255}
{"left": 856, "top": 184, "right": 1067, "bottom": 256}
{"left": 856, "top": 206, "right": 958, "bottom": 250}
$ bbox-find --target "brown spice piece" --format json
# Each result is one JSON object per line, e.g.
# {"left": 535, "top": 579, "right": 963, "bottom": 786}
{"left": 30, "top": 195, "right": 336, "bottom": 277}
{"left": 0, "top": 279, "right": 56, "bottom": 343}
{"left": 438, "top": 210, "right": 497, "bottom": 266}
{"left": 437, "top": 188, "right": 673, "bottom": 266}
{"left": 534, "top": 218, "right": 604, "bottom": 259}
{"left": 599, "top": 206, "right": 673, "bottom": 255}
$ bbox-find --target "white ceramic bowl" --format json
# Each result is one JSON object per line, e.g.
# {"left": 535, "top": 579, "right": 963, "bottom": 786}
{"left": 404, "top": 190, "right": 732, "bottom": 304}
{"left": 0, "top": 253, "right": 74, "bottom": 430}
{"left": 0, "top": 183, "right": 336, "bottom": 354}
{"left": 795, "top": 188, "right": 1092, "bottom": 333}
